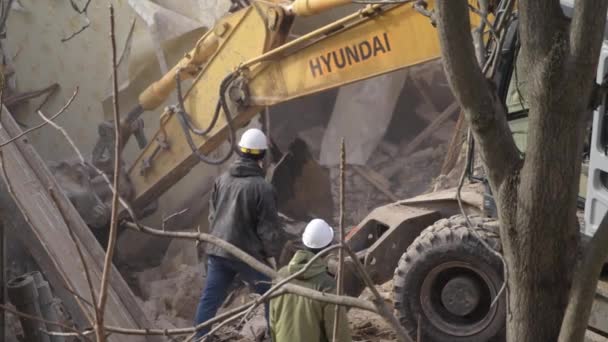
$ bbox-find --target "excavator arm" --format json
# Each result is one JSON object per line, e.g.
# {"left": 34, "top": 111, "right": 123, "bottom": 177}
{"left": 116, "top": 0, "right": 482, "bottom": 213}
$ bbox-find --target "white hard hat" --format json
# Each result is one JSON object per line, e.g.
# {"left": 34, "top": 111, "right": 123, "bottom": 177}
{"left": 238, "top": 128, "right": 268, "bottom": 154}
{"left": 302, "top": 219, "right": 334, "bottom": 249}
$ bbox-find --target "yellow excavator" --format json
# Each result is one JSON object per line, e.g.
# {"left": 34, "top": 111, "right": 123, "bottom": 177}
{"left": 89, "top": 0, "right": 472, "bottom": 214}
{"left": 76, "top": 0, "right": 608, "bottom": 341}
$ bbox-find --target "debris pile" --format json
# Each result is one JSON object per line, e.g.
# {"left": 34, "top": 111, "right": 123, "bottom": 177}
{"left": 131, "top": 239, "right": 204, "bottom": 329}
{"left": 329, "top": 142, "right": 449, "bottom": 226}
{"left": 135, "top": 263, "right": 203, "bottom": 329}
{"left": 269, "top": 59, "right": 458, "bottom": 227}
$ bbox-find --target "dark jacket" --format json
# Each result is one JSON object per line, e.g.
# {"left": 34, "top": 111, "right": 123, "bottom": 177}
{"left": 206, "top": 157, "right": 281, "bottom": 261}
{"left": 270, "top": 250, "right": 352, "bottom": 342}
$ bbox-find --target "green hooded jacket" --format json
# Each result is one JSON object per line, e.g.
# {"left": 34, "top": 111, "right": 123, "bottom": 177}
{"left": 270, "top": 250, "right": 352, "bottom": 342}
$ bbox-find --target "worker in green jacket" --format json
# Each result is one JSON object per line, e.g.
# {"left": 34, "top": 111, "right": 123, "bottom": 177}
{"left": 270, "top": 219, "right": 352, "bottom": 342}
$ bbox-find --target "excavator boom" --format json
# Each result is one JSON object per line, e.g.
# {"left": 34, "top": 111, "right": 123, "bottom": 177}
{"left": 118, "top": 0, "right": 482, "bottom": 213}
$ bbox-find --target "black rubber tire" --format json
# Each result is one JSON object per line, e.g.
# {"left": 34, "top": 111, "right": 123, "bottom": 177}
{"left": 393, "top": 215, "right": 506, "bottom": 342}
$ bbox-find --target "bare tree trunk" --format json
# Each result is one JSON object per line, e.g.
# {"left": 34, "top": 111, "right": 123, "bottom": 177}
{"left": 435, "top": 0, "right": 608, "bottom": 341}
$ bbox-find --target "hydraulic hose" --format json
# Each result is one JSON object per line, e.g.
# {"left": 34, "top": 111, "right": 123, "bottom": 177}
{"left": 175, "top": 72, "right": 238, "bottom": 165}
{"left": 175, "top": 73, "right": 222, "bottom": 136}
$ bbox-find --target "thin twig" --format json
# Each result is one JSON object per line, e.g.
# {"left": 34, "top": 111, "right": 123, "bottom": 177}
{"left": 59, "top": 285, "right": 95, "bottom": 309}
{"left": 4, "top": 83, "right": 59, "bottom": 110}
{"left": 70, "top": 0, "right": 92, "bottom": 14}
{"left": 0, "top": 0, "right": 14, "bottom": 35}
{"left": 162, "top": 208, "right": 189, "bottom": 231}
{"left": 32, "top": 83, "right": 60, "bottom": 113}
{"left": 42, "top": 328, "right": 94, "bottom": 337}
{"left": 237, "top": 244, "right": 343, "bottom": 328}
{"left": 200, "top": 311, "right": 247, "bottom": 342}
{"left": 36, "top": 107, "right": 140, "bottom": 231}
{"left": 0, "top": 88, "right": 78, "bottom": 149}
{"left": 61, "top": 23, "right": 90, "bottom": 43}
{"left": 96, "top": 5, "right": 121, "bottom": 341}
{"left": 416, "top": 315, "right": 421, "bottom": 342}
{"left": 343, "top": 246, "right": 413, "bottom": 342}
{"left": 62, "top": 0, "right": 93, "bottom": 42}
{"left": 0, "top": 303, "right": 91, "bottom": 342}
{"left": 456, "top": 129, "right": 507, "bottom": 309}
{"left": 117, "top": 17, "right": 137, "bottom": 67}
{"left": 332, "top": 138, "right": 346, "bottom": 342}
{"left": 467, "top": 3, "right": 499, "bottom": 41}
{"left": 471, "top": 0, "right": 488, "bottom": 65}
{"left": 35, "top": 297, "right": 277, "bottom": 338}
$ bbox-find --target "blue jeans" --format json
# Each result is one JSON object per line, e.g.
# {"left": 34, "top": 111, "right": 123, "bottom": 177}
{"left": 194, "top": 255, "right": 271, "bottom": 339}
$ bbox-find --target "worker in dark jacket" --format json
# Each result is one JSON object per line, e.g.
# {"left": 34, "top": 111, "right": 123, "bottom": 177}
{"left": 194, "top": 128, "right": 281, "bottom": 338}
{"left": 270, "top": 219, "right": 352, "bottom": 342}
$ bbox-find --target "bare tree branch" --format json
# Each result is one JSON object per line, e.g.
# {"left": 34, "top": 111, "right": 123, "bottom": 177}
{"left": 4, "top": 83, "right": 58, "bottom": 108}
{"left": 0, "top": 0, "right": 15, "bottom": 35}
{"left": 31, "top": 83, "right": 60, "bottom": 114}
{"left": 435, "top": 0, "right": 520, "bottom": 187}
{"left": 518, "top": 0, "right": 567, "bottom": 57}
{"left": 59, "top": 285, "right": 95, "bottom": 309}
{"left": 35, "top": 298, "right": 275, "bottom": 338}
{"left": 37, "top": 107, "right": 141, "bottom": 230}
{"left": 568, "top": 0, "right": 608, "bottom": 81}
{"left": 332, "top": 138, "right": 346, "bottom": 342}
{"left": 96, "top": 6, "right": 121, "bottom": 341}
{"left": 42, "top": 328, "right": 94, "bottom": 338}
{"left": 0, "top": 88, "right": 78, "bottom": 149}
{"left": 470, "top": 0, "right": 488, "bottom": 66}
{"left": 344, "top": 246, "right": 413, "bottom": 342}
{"left": 558, "top": 212, "right": 608, "bottom": 342}
{"left": 163, "top": 208, "right": 189, "bottom": 231}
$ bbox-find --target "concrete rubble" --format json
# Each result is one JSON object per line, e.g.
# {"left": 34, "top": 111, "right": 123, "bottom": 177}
{"left": 329, "top": 142, "right": 449, "bottom": 227}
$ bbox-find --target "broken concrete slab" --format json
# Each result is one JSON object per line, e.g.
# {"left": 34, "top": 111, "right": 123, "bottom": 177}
{"left": 320, "top": 70, "right": 408, "bottom": 166}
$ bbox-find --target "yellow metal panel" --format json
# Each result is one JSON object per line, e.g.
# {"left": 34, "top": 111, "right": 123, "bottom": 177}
{"left": 128, "top": 5, "right": 280, "bottom": 210}
{"left": 248, "top": 1, "right": 482, "bottom": 106}
{"left": 290, "top": 0, "right": 354, "bottom": 16}
{"left": 247, "top": 4, "right": 432, "bottom": 105}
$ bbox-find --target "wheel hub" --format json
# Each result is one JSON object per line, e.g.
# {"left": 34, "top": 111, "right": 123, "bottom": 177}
{"left": 440, "top": 276, "right": 481, "bottom": 316}
{"left": 420, "top": 261, "right": 500, "bottom": 337}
